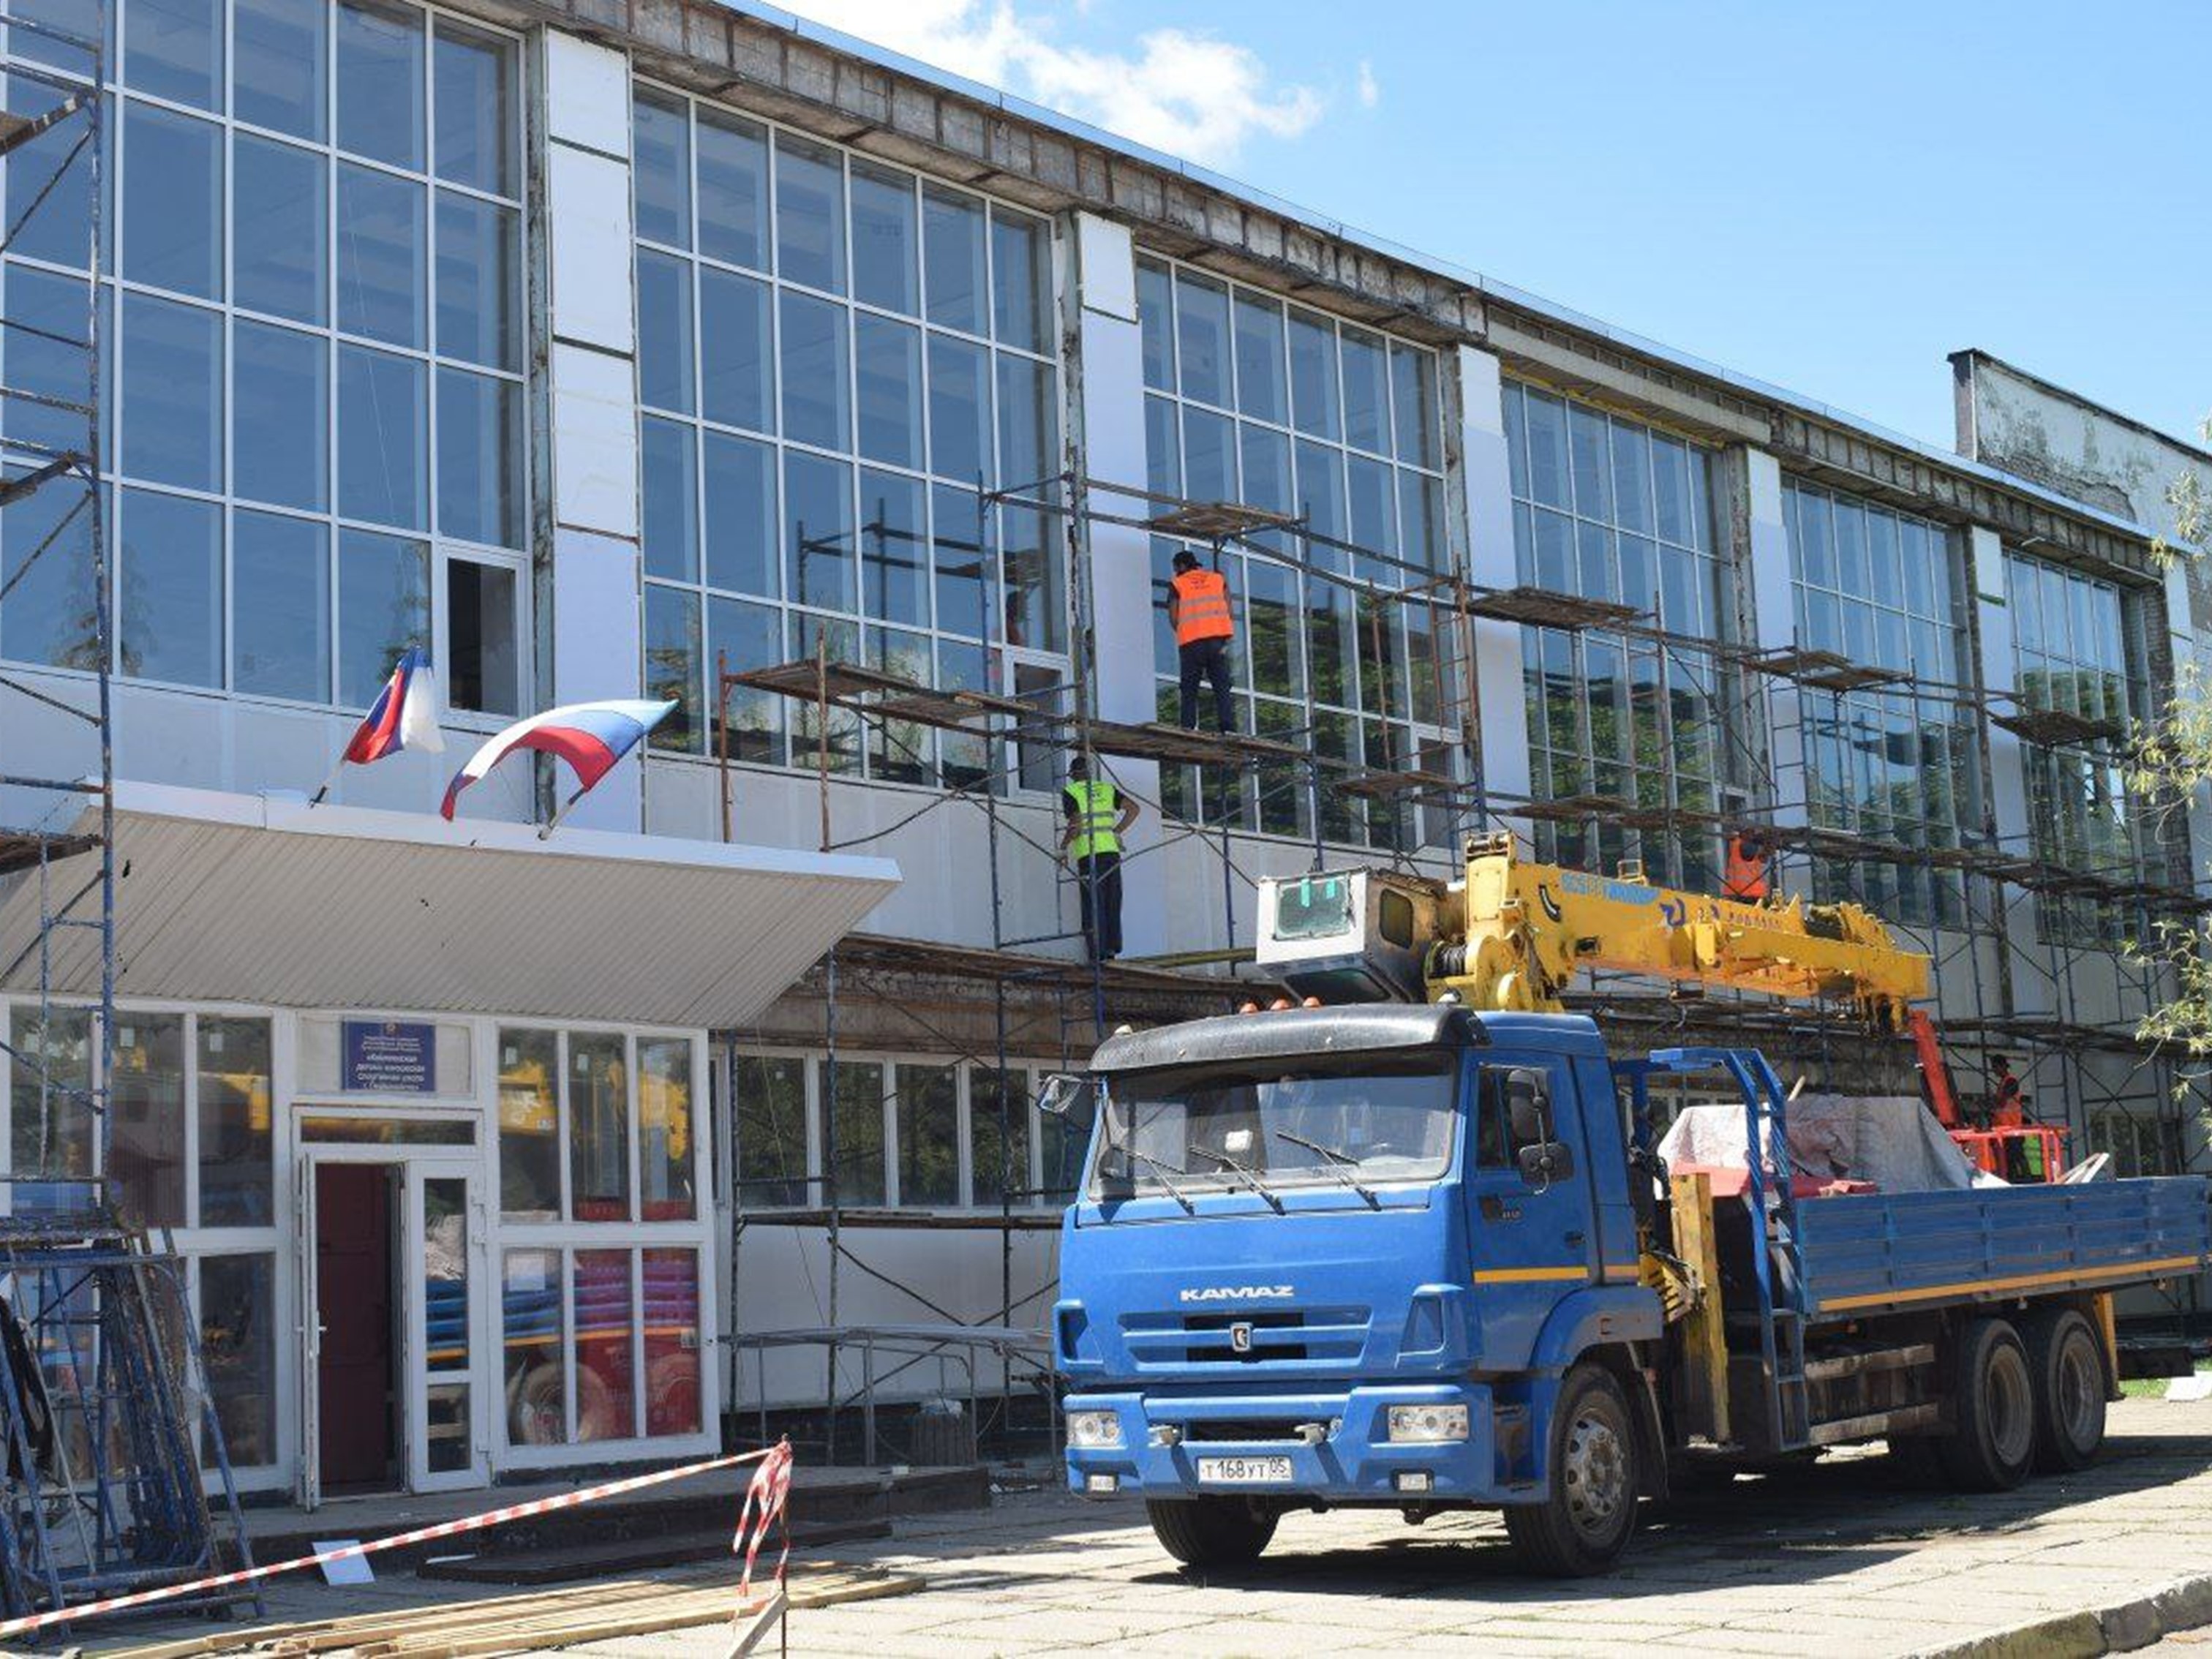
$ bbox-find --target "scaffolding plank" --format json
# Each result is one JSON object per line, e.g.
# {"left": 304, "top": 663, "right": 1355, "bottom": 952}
{"left": 726, "top": 658, "right": 907, "bottom": 703}
{"left": 868, "top": 685, "right": 1030, "bottom": 728}
{"left": 0, "top": 827, "right": 95, "bottom": 877}
{"left": 1146, "top": 500, "right": 1298, "bottom": 541}
{"left": 831, "top": 932, "right": 1278, "bottom": 998}
{"left": 1081, "top": 718, "right": 1271, "bottom": 767}
{"left": 1991, "top": 704, "right": 2122, "bottom": 748}
{"left": 1464, "top": 584, "right": 1644, "bottom": 630}
{"left": 0, "top": 89, "right": 85, "bottom": 160}
{"left": 1333, "top": 767, "right": 1462, "bottom": 800}
{"left": 1505, "top": 792, "right": 1633, "bottom": 823}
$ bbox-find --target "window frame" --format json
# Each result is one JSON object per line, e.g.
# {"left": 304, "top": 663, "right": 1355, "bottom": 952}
{"left": 726, "top": 1046, "right": 1060, "bottom": 1215}
{"left": 1136, "top": 249, "right": 1456, "bottom": 854}
{"left": 630, "top": 76, "right": 1069, "bottom": 797}
{"left": 0, "top": 0, "right": 533, "bottom": 726}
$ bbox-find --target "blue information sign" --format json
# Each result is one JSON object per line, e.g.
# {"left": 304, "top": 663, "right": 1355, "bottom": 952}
{"left": 342, "top": 1020, "right": 437, "bottom": 1094}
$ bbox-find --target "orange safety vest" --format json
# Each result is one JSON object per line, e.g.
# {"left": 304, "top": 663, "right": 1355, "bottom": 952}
{"left": 1171, "top": 568, "right": 1234, "bottom": 645}
{"left": 1990, "top": 1075, "right": 2025, "bottom": 1130}
{"left": 1722, "top": 836, "right": 1768, "bottom": 903}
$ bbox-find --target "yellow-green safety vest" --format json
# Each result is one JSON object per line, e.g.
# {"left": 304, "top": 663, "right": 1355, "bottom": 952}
{"left": 1064, "top": 778, "right": 1121, "bottom": 861}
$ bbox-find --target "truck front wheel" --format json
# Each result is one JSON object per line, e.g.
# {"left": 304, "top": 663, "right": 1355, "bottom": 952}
{"left": 1939, "top": 1316, "right": 2036, "bottom": 1491}
{"left": 1145, "top": 1497, "right": 1279, "bottom": 1568}
{"left": 1504, "top": 1363, "right": 1639, "bottom": 1576}
{"left": 2023, "top": 1307, "right": 2107, "bottom": 1472}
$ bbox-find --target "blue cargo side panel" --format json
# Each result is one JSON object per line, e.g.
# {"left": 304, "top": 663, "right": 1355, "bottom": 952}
{"left": 1795, "top": 1176, "right": 2212, "bottom": 1320}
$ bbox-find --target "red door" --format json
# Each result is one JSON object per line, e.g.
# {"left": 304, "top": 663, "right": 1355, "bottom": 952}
{"left": 316, "top": 1164, "right": 398, "bottom": 1492}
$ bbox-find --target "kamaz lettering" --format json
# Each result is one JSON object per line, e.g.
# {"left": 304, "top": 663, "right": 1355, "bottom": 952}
{"left": 1178, "top": 1284, "right": 1293, "bottom": 1303}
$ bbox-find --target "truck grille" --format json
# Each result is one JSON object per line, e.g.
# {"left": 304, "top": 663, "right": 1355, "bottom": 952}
{"left": 1118, "top": 1306, "right": 1371, "bottom": 1368}
{"left": 1183, "top": 1418, "right": 1312, "bottom": 1443}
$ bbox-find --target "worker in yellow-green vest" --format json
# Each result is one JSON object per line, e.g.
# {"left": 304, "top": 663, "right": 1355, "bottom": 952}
{"left": 1061, "top": 756, "right": 1140, "bottom": 961}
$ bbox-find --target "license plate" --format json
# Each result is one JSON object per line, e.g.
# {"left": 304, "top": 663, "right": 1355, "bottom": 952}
{"left": 1195, "top": 1455, "right": 1294, "bottom": 1484}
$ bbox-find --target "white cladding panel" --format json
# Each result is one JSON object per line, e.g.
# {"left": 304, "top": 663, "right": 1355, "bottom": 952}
{"left": 547, "top": 144, "right": 636, "bottom": 354}
{"left": 543, "top": 31, "right": 632, "bottom": 158}
{"left": 552, "top": 343, "right": 642, "bottom": 537}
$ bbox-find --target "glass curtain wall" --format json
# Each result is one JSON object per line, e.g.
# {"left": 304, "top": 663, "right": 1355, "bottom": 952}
{"left": 1786, "top": 480, "right": 1981, "bottom": 927}
{"left": 2006, "top": 549, "right": 2161, "bottom": 941}
{"left": 1135, "top": 254, "right": 1453, "bottom": 852}
{"left": 631, "top": 81, "right": 1065, "bottom": 789}
{"left": 1502, "top": 380, "right": 1727, "bottom": 889}
{"left": 729, "top": 1049, "right": 1067, "bottom": 1211}
{"left": 0, "top": 0, "right": 529, "bottom": 719}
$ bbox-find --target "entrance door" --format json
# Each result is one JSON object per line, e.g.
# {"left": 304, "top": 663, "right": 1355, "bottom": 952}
{"left": 314, "top": 1163, "right": 401, "bottom": 1494}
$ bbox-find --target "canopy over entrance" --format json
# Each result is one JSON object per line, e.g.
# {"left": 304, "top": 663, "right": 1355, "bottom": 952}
{"left": 1, "top": 782, "right": 899, "bottom": 1028}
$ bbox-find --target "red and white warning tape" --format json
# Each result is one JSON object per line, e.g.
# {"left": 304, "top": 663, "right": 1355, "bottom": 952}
{"left": 732, "top": 1437, "right": 794, "bottom": 1604}
{"left": 0, "top": 1437, "right": 794, "bottom": 1641}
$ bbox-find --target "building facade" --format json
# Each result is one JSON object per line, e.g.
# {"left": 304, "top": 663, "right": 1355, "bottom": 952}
{"left": 0, "top": 0, "right": 2202, "bottom": 1498}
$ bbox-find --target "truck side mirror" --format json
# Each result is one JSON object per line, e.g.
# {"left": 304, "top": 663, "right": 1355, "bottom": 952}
{"left": 1037, "top": 1073, "right": 1094, "bottom": 1122}
{"left": 1505, "top": 1069, "right": 1550, "bottom": 1146}
{"left": 1517, "top": 1140, "right": 1575, "bottom": 1187}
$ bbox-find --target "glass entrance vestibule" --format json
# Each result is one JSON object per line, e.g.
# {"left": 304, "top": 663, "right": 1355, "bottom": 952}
{"left": 0, "top": 998, "right": 718, "bottom": 1502}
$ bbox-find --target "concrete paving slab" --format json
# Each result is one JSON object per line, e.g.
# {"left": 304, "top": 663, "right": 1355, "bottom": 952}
{"left": 64, "top": 1396, "right": 2212, "bottom": 1658}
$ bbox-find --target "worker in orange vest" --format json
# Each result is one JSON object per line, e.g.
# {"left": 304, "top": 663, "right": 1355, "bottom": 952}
{"left": 1167, "top": 550, "right": 1235, "bottom": 731}
{"left": 1989, "top": 1056, "right": 2025, "bottom": 1130}
{"left": 1722, "top": 827, "right": 1770, "bottom": 903}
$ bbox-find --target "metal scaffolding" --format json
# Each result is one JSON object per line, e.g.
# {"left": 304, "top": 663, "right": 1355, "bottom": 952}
{"left": 706, "top": 451, "right": 2212, "bottom": 1460}
{"left": 0, "top": 4, "right": 258, "bottom": 1629}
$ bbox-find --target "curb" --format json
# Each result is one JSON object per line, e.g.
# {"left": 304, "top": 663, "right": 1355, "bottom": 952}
{"left": 1919, "top": 1571, "right": 2212, "bottom": 1658}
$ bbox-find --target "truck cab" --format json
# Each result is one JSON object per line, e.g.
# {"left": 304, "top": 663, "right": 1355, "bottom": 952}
{"left": 1056, "top": 1001, "right": 1667, "bottom": 1573}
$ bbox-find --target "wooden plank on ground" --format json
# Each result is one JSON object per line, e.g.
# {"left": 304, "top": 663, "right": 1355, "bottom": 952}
{"left": 108, "top": 1567, "right": 919, "bottom": 1659}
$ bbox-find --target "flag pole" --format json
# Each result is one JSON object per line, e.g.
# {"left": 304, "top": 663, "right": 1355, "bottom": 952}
{"left": 538, "top": 783, "right": 590, "bottom": 840}
{"left": 308, "top": 757, "right": 345, "bottom": 807}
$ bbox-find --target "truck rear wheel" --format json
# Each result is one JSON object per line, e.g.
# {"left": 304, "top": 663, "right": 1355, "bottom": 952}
{"left": 2023, "top": 1307, "right": 2107, "bottom": 1472}
{"left": 1145, "top": 1497, "right": 1279, "bottom": 1568}
{"left": 1504, "top": 1363, "right": 1639, "bottom": 1576}
{"left": 1939, "top": 1317, "right": 2036, "bottom": 1491}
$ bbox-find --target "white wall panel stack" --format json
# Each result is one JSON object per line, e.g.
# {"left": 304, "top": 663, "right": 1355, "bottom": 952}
{"left": 541, "top": 30, "right": 644, "bottom": 832}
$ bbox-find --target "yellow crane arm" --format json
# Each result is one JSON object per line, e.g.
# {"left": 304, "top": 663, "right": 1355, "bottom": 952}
{"left": 1429, "top": 833, "right": 1928, "bottom": 1028}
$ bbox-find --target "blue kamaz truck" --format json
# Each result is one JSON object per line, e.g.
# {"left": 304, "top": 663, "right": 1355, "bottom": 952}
{"left": 1053, "top": 856, "right": 2212, "bottom": 1576}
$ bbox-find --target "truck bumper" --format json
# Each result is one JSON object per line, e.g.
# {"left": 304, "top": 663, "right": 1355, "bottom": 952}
{"left": 1064, "top": 1382, "right": 1503, "bottom": 1505}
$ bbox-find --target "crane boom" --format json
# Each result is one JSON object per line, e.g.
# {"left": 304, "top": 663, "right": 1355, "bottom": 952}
{"left": 1256, "top": 831, "right": 1930, "bottom": 1027}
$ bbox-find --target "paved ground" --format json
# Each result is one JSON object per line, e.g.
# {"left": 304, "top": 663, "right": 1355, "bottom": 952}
{"left": 84, "top": 1394, "right": 2212, "bottom": 1658}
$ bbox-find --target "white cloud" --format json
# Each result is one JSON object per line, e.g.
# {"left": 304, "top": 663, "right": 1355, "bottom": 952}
{"left": 778, "top": 1, "right": 1326, "bottom": 167}
{"left": 1355, "top": 59, "right": 1378, "bottom": 110}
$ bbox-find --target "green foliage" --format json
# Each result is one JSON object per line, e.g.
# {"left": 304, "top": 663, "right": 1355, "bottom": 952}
{"left": 2129, "top": 415, "right": 2212, "bottom": 1091}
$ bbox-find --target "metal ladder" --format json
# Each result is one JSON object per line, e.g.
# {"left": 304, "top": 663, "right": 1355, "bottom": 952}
{"left": 1647, "top": 1047, "right": 1813, "bottom": 1453}
{"left": 1739, "top": 1051, "right": 1812, "bottom": 1450}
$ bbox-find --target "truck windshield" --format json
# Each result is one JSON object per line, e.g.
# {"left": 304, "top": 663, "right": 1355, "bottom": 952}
{"left": 1088, "top": 1053, "right": 1457, "bottom": 1203}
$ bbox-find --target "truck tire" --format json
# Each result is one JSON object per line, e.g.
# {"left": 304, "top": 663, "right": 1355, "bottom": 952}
{"left": 1938, "top": 1317, "right": 2036, "bottom": 1491}
{"left": 2023, "top": 1307, "right": 2107, "bottom": 1472}
{"left": 1144, "top": 1497, "right": 1279, "bottom": 1568}
{"left": 1504, "top": 1363, "right": 1639, "bottom": 1576}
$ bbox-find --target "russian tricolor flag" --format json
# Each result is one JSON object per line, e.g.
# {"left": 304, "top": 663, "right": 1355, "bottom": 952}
{"left": 345, "top": 647, "right": 446, "bottom": 764}
{"left": 440, "top": 699, "right": 676, "bottom": 824}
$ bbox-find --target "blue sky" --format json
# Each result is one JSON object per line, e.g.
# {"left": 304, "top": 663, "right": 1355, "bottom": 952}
{"left": 780, "top": 0, "right": 2211, "bottom": 454}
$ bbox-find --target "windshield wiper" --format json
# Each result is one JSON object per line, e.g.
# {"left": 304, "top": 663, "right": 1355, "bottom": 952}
{"left": 1186, "top": 1145, "right": 1287, "bottom": 1214}
{"left": 1118, "top": 1146, "right": 1197, "bottom": 1214}
{"left": 1274, "top": 1129, "right": 1381, "bottom": 1208}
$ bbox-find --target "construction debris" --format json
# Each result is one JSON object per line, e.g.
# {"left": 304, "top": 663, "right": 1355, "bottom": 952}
{"left": 103, "top": 1565, "right": 922, "bottom": 1658}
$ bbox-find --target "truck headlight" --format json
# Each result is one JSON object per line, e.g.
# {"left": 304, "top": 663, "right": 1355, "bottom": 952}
{"left": 1386, "top": 1404, "right": 1469, "bottom": 1443}
{"left": 1067, "top": 1410, "right": 1124, "bottom": 1449}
